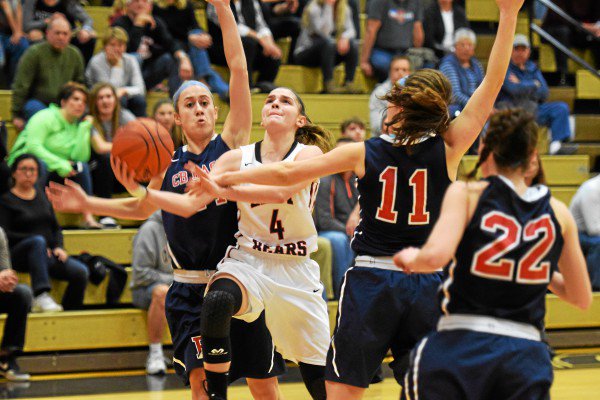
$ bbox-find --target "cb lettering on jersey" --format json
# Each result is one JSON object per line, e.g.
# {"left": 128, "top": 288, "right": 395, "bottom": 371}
{"left": 252, "top": 239, "right": 307, "bottom": 256}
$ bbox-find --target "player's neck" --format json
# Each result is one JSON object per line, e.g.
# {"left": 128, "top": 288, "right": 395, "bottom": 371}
{"left": 498, "top": 171, "right": 528, "bottom": 196}
{"left": 261, "top": 131, "right": 296, "bottom": 163}
{"left": 186, "top": 134, "right": 214, "bottom": 155}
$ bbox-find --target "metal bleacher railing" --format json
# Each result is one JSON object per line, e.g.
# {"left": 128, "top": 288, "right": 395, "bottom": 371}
{"left": 529, "top": 0, "right": 600, "bottom": 80}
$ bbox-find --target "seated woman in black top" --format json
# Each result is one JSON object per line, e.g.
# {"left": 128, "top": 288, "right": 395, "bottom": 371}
{"left": 0, "top": 154, "right": 89, "bottom": 312}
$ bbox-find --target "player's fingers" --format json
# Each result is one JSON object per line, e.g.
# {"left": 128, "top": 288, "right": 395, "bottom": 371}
{"left": 64, "top": 179, "right": 82, "bottom": 190}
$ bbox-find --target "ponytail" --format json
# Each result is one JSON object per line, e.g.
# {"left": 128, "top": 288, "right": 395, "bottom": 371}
{"left": 295, "top": 124, "right": 335, "bottom": 153}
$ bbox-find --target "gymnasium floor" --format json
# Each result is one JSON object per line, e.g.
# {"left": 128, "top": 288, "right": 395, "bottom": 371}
{"left": 2, "top": 350, "right": 600, "bottom": 400}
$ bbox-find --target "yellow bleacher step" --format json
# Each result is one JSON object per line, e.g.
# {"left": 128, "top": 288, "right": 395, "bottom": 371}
{"left": 63, "top": 229, "right": 137, "bottom": 264}
{"left": 459, "top": 155, "right": 589, "bottom": 185}
{"left": 547, "top": 87, "right": 576, "bottom": 111}
{"left": 2, "top": 293, "right": 598, "bottom": 352}
{"left": 551, "top": 186, "right": 578, "bottom": 206}
{"left": 577, "top": 70, "right": 600, "bottom": 100}
{"left": 539, "top": 44, "right": 595, "bottom": 74}
{"left": 575, "top": 115, "right": 600, "bottom": 142}
{"left": 546, "top": 293, "right": 600, "bottom": 330}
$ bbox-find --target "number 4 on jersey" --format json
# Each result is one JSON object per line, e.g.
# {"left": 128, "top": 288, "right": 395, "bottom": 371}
{"left": 376, "top": 167, "right": 429, "bottom": 225}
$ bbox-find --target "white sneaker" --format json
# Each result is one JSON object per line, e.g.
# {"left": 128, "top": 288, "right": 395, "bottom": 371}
{"left": 99, "top": 217, "right": 120, "bottom": 229}
{"left": 32, "top": 292, "right": 63, "bottom": 313}
{"left": 146, "top": 352, "right": 166, "bottom": 375}
{"left": 0, "top": 359, "right": 31, "bottom": 382}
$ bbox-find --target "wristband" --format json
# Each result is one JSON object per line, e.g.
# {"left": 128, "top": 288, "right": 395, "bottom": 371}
{"left": 129, "top": 185, "right": 148, "bottom": 199}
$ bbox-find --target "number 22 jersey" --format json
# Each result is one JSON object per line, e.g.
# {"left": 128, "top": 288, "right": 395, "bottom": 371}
{"left": 444, "top": 175, "right": 564, "bottom": 330}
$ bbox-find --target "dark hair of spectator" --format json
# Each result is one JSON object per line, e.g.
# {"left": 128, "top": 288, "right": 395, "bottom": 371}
{"left": 58, "top": 82, "right": 89, "bottom": 104}
{"left": 383, "top": 69, "right": 452, "bottom": 147}
{"left": 88, "top": 83, "right": 121, "bottom": 140}
{"left": 281, "top": 87, "right": 335, "bottom": 153}
{"left": 340, "top": 117, "right": 365, "bottom": 134}
{"left": 10, "top": 154, "right": 41, "bottom": 187}
{"left": 468, "top": 108, "right": 539, "bottom": 179}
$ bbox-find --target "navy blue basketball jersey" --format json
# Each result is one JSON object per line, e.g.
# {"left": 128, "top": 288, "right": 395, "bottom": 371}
{"left": 444, "top": 176, "right": 564, "bottom": 330}
{"left": 352, "top": 134, "right": 451, "bottom": 256}
{"left": 161, "top": 135, "right": 238, "bottom": 270}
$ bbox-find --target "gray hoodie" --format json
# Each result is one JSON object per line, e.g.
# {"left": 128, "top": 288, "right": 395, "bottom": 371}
{"left": 131, "top": 212, "right": 173, "bottom": 289}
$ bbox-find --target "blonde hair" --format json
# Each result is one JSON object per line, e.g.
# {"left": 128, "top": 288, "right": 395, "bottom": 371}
{"left": 102, "top": 27, "right": 129, "bottom": 47}
{"left": 154, "top": 0, "right": 187, "bottom": 10}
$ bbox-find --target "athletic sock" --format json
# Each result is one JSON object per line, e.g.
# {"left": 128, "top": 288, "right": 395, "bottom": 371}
{"left": 149, "top": 342, "right": 163, "bottom": 355}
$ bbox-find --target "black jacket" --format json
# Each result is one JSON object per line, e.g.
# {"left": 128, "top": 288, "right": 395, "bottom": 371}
{"left": 423, "top": 2, "right": 469, "bottom": 58}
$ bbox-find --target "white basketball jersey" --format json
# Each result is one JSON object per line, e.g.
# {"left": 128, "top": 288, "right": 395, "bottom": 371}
{"left": 235, "top": 141, "right": 319, "bottom": 258}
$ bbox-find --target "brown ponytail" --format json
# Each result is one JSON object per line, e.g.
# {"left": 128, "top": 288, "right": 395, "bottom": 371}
{"left": 383, "top": 69, "right": 452, "bottom": 147}
{"left": 284, "top": 87, "right": 335, "bottom": 153}
{"left": 468, "top": 108, "right": 539, "bottom": 178}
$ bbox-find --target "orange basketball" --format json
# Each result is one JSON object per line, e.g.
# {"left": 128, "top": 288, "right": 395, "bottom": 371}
{"left": 112, "top": 118, "right": 174, "bottom": 182}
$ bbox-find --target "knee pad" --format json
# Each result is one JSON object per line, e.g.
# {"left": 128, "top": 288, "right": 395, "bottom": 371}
{"left": 299, "top": 363, "right": 326, "bottom": 400}
{"left": 201, "top": 290, "right": 236, "bottom": 338}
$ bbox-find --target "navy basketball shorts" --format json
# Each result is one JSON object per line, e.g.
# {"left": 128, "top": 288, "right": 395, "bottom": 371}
{"left": 402, "top": 330, "right": 553, "bottom": 400}
{"left": 325, "top": 264, "right": 444, "bottom": 388}
{"left": 165, "top": 281, "right": 286, "bottom": 385}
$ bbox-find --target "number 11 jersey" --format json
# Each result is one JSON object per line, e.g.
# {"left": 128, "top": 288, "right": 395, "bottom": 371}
{"left": 352, "top": 134, "right": 452, "bottom": 256}
{"left": 236, "top": 141, "right": 320, "bottom": 259}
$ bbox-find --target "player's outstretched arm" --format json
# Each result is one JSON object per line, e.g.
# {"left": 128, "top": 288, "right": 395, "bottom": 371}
{"left": 216, "top": 142, "right": 365, "bottom": 187}
{"left": 443, "top": 0, "right": 524, "bottom": 176}
{"left": 550, "top": 198, "right": 592, "bottom": 310}
{"left": 46, "top": 178, "right": 161, "bottom": 220}
{"left": 394, "top": 181, "right": 471, "bottom": 272}
{"left": 213, "top": 0, "right": 252, "bottom": 150}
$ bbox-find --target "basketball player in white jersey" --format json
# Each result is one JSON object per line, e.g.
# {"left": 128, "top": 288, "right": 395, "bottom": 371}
{"left": 111, "top": 87, "right": 335, "bottom": 400}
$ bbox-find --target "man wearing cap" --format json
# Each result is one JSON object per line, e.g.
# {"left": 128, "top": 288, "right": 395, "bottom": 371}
{"left": 497, "top": 34, "right": 575, "bottom": 155}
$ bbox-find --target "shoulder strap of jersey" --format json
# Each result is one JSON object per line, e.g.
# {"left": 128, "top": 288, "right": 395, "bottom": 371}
{"left": 240, "top": 142, "right": 257, "bottom": 169}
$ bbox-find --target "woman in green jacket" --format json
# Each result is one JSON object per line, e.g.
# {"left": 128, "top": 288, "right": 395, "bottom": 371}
{"left": 8, "top": 82, "right": 100, "bottom": 228}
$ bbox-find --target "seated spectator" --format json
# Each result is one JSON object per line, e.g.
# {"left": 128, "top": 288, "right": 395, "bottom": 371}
{"left": 262, "top": 0, "right": 301, "bottom": 61}
{"left": 339, "top": 117, "right": 366, "bottom": 141}
{"left": 88, "top": 83, "right": 135, "bottom": 202}
{"left": 423, "top": 0, "right": 469, "bottom": 59}
{"left": 22, "top": 0, "right": 97, "bottom": 65}
{"left": 570, "top": 174, "right": 600, "bottom": 291}
{"left": 152, "top": 99, "right": 184, "bottom": 148}
{"left": 86, "top": 27, "right": 148, "bottom": 117}
{"left": 369, "top": 55, "right": 411, "bottom": 137}
{"left": 8, "top": 82, "right": 100, "bottom": 228}
{"left": 131, "top": 211, "right": 173, "bottom": 375}
{"left": 439, "top": 28, "right": 483, "bottom": 118}
{"left": 497, "top": 35, "right": 575, "bottom": 155}
{"left": 112, "top": 0, "right": 192, "bottom": 96}
{"left": 313, "top": 137, "right": 358, "bottom": 298}
{"left": 207, "top": 0, "right": 281, "bottom": 93}
{"left": 294, "top": 0, "right": 360, "bottom": 94}
{"left": 0, "top": 0, "right": 29, "bottom": 88}
{"left": 152, "top": 0, "right": 229, "bottom": 102}
{"left": 11, "top": 15, "right": 84, "bottom": 130}
{"left": 0, "top": 226, "right": 32, "bottom": 382}
{"left": 361, "top": 0, "right": 424, "bottom": 82}
{"left": 0, "top": 154, "right": 90, "bottom": 311}
{"left": 542, "top": 0, "right": 599, "bottom": 85}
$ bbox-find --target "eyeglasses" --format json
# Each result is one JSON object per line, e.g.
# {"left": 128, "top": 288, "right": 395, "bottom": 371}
{"left": 17, "top": 167, "right": 38, "bottom": 174}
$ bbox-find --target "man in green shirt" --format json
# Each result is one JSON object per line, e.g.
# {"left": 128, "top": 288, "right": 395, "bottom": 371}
{"left": 11, "top": 14, "right": 84, "bottom": 131}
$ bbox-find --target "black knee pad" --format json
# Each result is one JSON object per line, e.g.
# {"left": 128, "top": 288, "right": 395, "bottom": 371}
{"left": 201, "top": 290, "right": 235, "bottom": 338}
{"left": 299, "top": 363, "right": 326, "bottom": 400}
